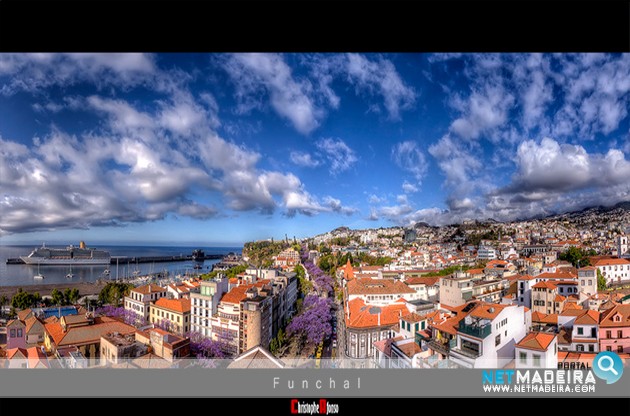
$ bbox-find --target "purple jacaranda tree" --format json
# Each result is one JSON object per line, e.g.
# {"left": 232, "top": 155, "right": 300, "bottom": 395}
{"left": 156, "top": 318, "right": 174, "bottom": 333}
{"left": 287, "top": 294, "right": 332, "bottom": 348}
{"left": 302, "top": 258, "right": 334, "bottom": 296}
{"left": 186, "top": 331, "right": 227, "bottom": 359}
{"left": 95, "top": 305, "right": 147, "bottom": 328}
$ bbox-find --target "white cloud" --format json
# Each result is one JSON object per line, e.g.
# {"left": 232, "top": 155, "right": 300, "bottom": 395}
{"left": 290, "top": 151, "right": 320, "bottom": 167}
{"left": 428, "top": 135, "right": 482, "bottom": 196}
{"left": 402, "top": 181, "right": 418, "bottom": 193}
{"left": 379, "top": 203, "right": 413, "bottom": 220}
{"left": 0, "top": 53, "right": 156, "bottom": 95}
{"left": 224, "top": 53, "right": 323, "bottom": 134}
{"left": 344, "top": 54, "right": 416, "bottom": 120}
{"left": 396, "top": 194, "right": 408, "bottom": 204}
{"left": 449, "top": 84, "right": 515, "bottom": 141}
{"left": 502, "top": 137, "right": 630, "bottom": 194}
{"left": 391, "top": 140, "right": 428, "bottom": 182}
{"left": 368, "top": 194, "right": 383, "bottom": 204}
{"left": 0, "top": 89, "right": 356, "bottom": 234}
{"left": 323, "top": 196, "right": 358, "bottom": 216}
{"left": 316, "top": 138, "right": 358, "bottom": 174}
{"left": 366, "top": 208, "right": 379, "bottom": 221}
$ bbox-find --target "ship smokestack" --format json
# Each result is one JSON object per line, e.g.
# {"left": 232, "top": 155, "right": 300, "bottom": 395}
{"left": 80, "top": 241, "right": 86, "bottom": 249}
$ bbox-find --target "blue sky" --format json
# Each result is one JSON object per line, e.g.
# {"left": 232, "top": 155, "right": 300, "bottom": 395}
{"left": 0, "top": 53, "right": 628, "bottom": 246}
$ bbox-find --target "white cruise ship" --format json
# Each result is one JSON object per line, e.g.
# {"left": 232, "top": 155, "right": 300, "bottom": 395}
{"left": 20, "top": 241, "right": 111, "bottom": 265}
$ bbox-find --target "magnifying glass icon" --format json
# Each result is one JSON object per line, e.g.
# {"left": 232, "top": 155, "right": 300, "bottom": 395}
{"left": 597, "top": 355, "right": 619, "bottom": 376}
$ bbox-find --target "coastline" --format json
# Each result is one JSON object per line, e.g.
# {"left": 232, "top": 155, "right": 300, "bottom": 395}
{"left": 0, "top": 281, "right": 108, "bottom": 299}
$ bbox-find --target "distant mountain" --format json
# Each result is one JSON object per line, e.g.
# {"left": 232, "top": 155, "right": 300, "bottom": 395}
{"left": 545, "top": 200, "right": 630, "bottom": 220}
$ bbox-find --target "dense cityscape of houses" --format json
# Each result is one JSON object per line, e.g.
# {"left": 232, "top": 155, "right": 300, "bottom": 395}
{"left": 1, "top": 206, "right": 630, "bottom": 369}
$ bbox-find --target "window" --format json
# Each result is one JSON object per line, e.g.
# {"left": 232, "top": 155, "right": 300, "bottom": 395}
{"left": 532, "top": 354, "right": 541, "bottom": 367}
{"left": 588, "top": 280, "right": 592, "bottom": 286}
{"left": 519, "top": 352, "right": 527, "bottom": 364}
{"left": 618, "top": 330, "right": 623, "bottom": 339}
{"left": 9, "top": 329, "right": 15, "bottom": 337}
{"left": 588, "top": 344, "right": 594, "bottom": 352}
{"left": 618, "top": 346, "right": 623, "bottom": 354}
{"left": 606, "top": 330, "right": 612, "bottom": 339}
{"left": 606, "top": 346, "right": 612, "bottom": 352}
{"left": 17, "top": 329, "right": 23, "bottom": 337}
{"left": 577, "top": 344, "right": 584, "bottom": 352}
{"left": 577, "top": 327, "right": 583, "bottom": 335}
{"left": 495, "top": 334, "right": 501, "bottom": 346}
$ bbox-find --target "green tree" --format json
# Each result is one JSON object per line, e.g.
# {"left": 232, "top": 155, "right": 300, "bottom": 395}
{"left": 51, "top": 288, "right": 64, "bottom": 306}
{"left": 597, "top": 269, "right": 607, "bottom": 291}
{"left": 68, "top": 288, "right": 80, "bottom": 304}
{"left": 11, "top": 290, "right": 37, "bottom": 310}
{"left": 558, "top": 247, "right": 595, "bottom": 268}
{"left": 98, "top": 282, "right": 133, "bottom": 306}
{"left": 0, "top": 295, "right": 7, "bottom": 307}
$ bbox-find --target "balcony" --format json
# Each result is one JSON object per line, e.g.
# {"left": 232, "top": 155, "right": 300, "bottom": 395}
{"left": 451, "top": 345, "right": 481, "bottom": 359}
{"left": 458, "top": 322, "right": 491, "bottom": 338}
{"left": 427, "top": 339, "right": 456, "bottom": 355}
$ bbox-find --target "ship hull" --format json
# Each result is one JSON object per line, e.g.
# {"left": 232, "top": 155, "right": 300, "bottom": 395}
{"left": 20, "top": 256, "right": 111, "bottom": 265}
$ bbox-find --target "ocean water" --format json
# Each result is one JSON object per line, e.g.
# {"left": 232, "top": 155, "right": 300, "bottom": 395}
{"left": 0, "top": 245, "right": 242, "bottom": 287}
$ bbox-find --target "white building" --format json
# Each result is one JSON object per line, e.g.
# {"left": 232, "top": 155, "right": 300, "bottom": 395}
{"left": 345, "top": 278, "right": 417, "bottom": 305}
{"left": 404, "top": 277, "right": 440, "bottom": 302}
{"left": 617, "top": 235, "right": 629, "bottom": 258}
{"left": 477, "top": 246, "right": 497, "bottom": 261}
{"left": 449, "top": 302, "right": 529, "bottom": 368}
{"left": 558, "top": 309, "right": 600, "bottom": 353}
{"left": 190, "top": 277, "right": 228, "bottom": 338}
{"left": 439, "top": 275, "right": 474, "bottom": 307}
{"left": 515, "top": 332, "right": 557, "bottom": 369}
{"left": 124, "top": 284, "right": 167, "bottom": 321}
{"left": 594, "top": 258, "right": 630, "bottom": 285}
{"left": 577, "top": 267, "right": 598, "bottom": 298}
{"left": 516, "top": 272, "right": 578, "bottom": 309}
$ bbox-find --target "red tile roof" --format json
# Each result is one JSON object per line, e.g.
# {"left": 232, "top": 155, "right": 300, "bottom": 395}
{"left": 516, "top": 332, "right": 556, "bottom": 351}
{"left": 24, "top": 316, "right": 43, "bottom": 334}
{"left": 220, "top": 284, "right": 252, "bottom": 304}
{"left": 537, "top": 272, "right": 578, "bottom": 280}
{"left": 599, "top": 304, "right": 630, "bottom": 327}
{"left": 132, "top": 284, "right": 166, "bottom": 295}
{"left": 347, "top": 278, "right": 415, "bottom": 296}
{"left": 45, "top": 317, "right": 136, "bottom": 347}
{"left": 345, "top": 298, "right": 408, "bottom": 329}
{"left": 517, "top": 274, "right": 537, "bottom": 281}
{"left": 17, "top": 309, "right": 33, "bottom": 321}
{"left": 27, "top": 346, "right": 49, "bottom": 368}
{"left": 470, "top": 303, "right": 509, "bottom": 320}
{"left": 153, "top": 298, "right": 191, "bottom": 314}
{"left": 6, "top": 347, "right": 27, "bottom": 360}
{"left": 574, "top": 310, "right": 600, "bottom": 325}
{"left": 532, "top": 281, "right": 557, "bottom": 290}
{"left": 594, "top": 258, "right": 630, "bottom": 267}
{"left": 402, "top": 312, "right": 426, "bottom": 323}
{"left": 395, "top": 341, "right": 422, "bottom": 358}
{"left": 563, "top": 302, "right": 582, "bottom": 311}
{"left": 404, "top": 276, "right": 440, "bottom": 286}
